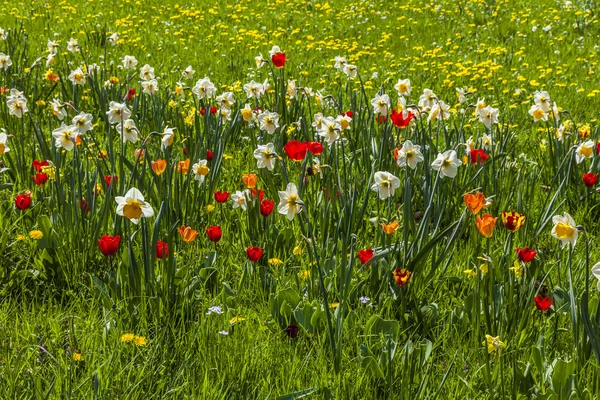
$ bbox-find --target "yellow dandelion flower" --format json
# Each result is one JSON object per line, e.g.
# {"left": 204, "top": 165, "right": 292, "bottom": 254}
{"left": 120, "top": 333, "right": 135, "bottom": 343}
{"left": 229, "top": 316, "right": 245, "bottom": 325}
{"left": 73, "top": 352, "right": 82, "bottom": 361}
{"left": 293, "top": 246, "right": 304, "bottom": 256}
{"left": 206, "top": 204, "right": 215, "bottom": 212}
{"left": 268, "top": 257, "right": 284, "bottom": 266}
{"left": 16, "top": 234, "right": 26, "bottom": 241}
{"left": 298, "top": 270, "right": 310, "bottom": 279}
{"left": 134, "top": 335, "right": 147, "bottom": 347}
{"left": 330, "top": 301, "right": 339, "bottom": 309}
{"left": 29, "top": 230, "right": 43, "bottom": 240}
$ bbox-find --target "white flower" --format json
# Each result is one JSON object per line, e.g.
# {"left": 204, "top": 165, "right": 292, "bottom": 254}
{"left": 370, "top": 171, "right": 400, "bottom": 200}
{"left": 317, "top": 116, "right": 341, "bottom": 145}
{"left": 478, "top": 106, "right": 499, "bottom": 129}
{"left": 50, "top": 99, "right": 67, "bottom": 121}
{"left": 106, "top": 102, "right": 131, "bottom": 124}
{"left": 216, "top": 92, "right": 235, "bottom": 109}
{"left": 241, "top": 104, "right": 255, "bottom": 122}
{"left": 67, "top": 38, "right": 79, "bottom": 52}
{"left": 182, "top": 65, "right": 195, "bottom": 80}
{"left": 141, "top": 79, "right": 159, "bottom": 95}
{"left": 0, "top": 129, "right": 10, "bottom": 155}
{"left": 206, "top": 306, "right": 223, "bottom": 315}
{"left": 116, "top": 119, "right": 138, "bottom": 144}
{"left": 371, "top": 94, "right": 390, "bottom": 116}
{"left": 482, "top": 134, "right": 493, "bottom": 151}
{"left": 336, "top": 114, "right": 352, "bottom": 131}
{"left": 312, "top": 113, "right": 324, "bottom": 130}
{"left": 139, "top": 64, "right": 155, "bottom": 81}
{"left": 287, "top": 80, "right": 297, "bottom": 99}
{"left": 591, "top": 262, "right": 600, "bottom": 291}
{"left": 122, "top": 55, "right": 138, "bottom": 70}
{"left": 575, "top": 140, "right": 594, "bottom": 164}
{"left": 161, "top": 126, "right": 175, "bottom": 150}
{"left": 254, "top": 143, "right": 278, "bottom": 171}
{"left": 456, "top": 87, "right": 469, "bottom": 103}
{"left": 0, "top": 28, "right": 7, "bottom": 40}
{"left": 529, "top": 104, "right": 548, "bottom": 122}
{"left": 431, "top": 150, "right": 461, "bottom": 179}
{"left": 52, "top": 123, "right": 79, "bottom": 151}
{"left": 428, "top": 100, "right": 450, "bottom": 122}
{"left": 68, "top": 67, "right": 86, "bottom": 85}
{"left": 191, "top": 159, "right": 209, "bottom": 184}
{"left": 418, "top": 89, "right": 437, "bottom": 110}
{"left": 192, "top": 77, "right": 216, "bottom": 99}
{"left": 0, "top": 53, "right": 12, "bottom": 71}
{"left": 334, "top": 56, "right": 347, "bottom": 71}
{"left": 243, "top": 80, "right": 264, "bottom": 98}
{"left": 551, "top": 212, "right": 578, "bottom": 248}
{"left": 343, "top": 64, "right": 358, "bottom": 78}
{"left": 7, "top": 96, "right": 28, "bottom": 118}
{"left": 277, "top": 182, "right": 303, "bottom": 220}
{"left": 115, "top": 187, "right": 154, "bottom": 225}
{"left": 231, "top": 190, "right": 249, "bottom": 211}
{"left": 255, "top": 54, "right": 266, "bottom": 68}
{"left": 47, "top": 40, "right": 59, "bottom": 55}
{"left": 72, "top": 112, "right": 93, "bottom": 134}
{"left": 107, "top": 33, "right": 118, "bottom": 46}
{"left": 257, "top": 111, "right": 280, "bottom": 134}
{"left": 534, "top": 90, "right": 552, "bottom": 111}
{"left": 219, "top": 107, "right": 232, "bottom": 122}
{"left": 394, "top": 79, "right": 411, "bottom": 97}
{"left": 397, "top": 140, "right": 424, "bottom": 169}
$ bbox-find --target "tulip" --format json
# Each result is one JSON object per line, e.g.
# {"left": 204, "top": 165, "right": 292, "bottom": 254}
{"left": 206, "top": 226, "right": 222, "bottom": 243}
{"left": 534, "top": 295, "right": 553, "bottom": 311}
{"left": 32, "top": 173, "right": 48, "bottom": 185}
{"left": 178, "top": 225, "right": 198, "bottom": 243}
{"left": 357, "top": 248, "right": 373, "bottom": 265}
{"left": 464, "top": 192, "right": 486, "bottom": 214}
{"left": 283, "top": 140, "right": 308, "bottom": 161}
{"left": 260, "top": 199, "right": 275, "bottom": 216}
{"left": 393, "top": 268, "right": 412, "bottom": 287}
{"left": 246, "top": 246, "right": 263, "bottom": 262}
{"left": 156, "top": 241, "right": 168, "bottom": 259}
{"left": 475, "top": 214, "right": 497, "bottom": 238}
{"left": 502, "top": 211, "right": 525, "bottom": 232}
{"left": 242, "top": 173, "right": 258, "bottom": 189}
{"left": 151, "top": 159, "right": 167, "bottom": 176}
{"left": 271, "top": 52, "right": 286, "bottom": 68}
{"left": 582, "top": 172, "right": 597, "bottom": 188}
{"left": 381, "top": 221, "right": 399, "bottom": 235}
{"left": 15, "top": 192, "right": 32, "bottom": 210}
{"left": 98, "top": 235, "right": 120, "bottom": 257}
{"left": 516, "top": 247, "right": 536, "bottom": 263}
{"left": 214, "top": 190, "right": 230, "bottom": 203}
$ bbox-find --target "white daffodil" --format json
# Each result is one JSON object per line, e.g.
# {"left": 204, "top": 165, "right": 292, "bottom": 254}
{"left": 115, "top": 187, "right": 154, "bottom": 224}
{"left": 161, "top": 126, "right": 175, "bottom": 150}
{"left": 0, "top": 52, "right": 12, "bottom": 71}
{"left": 243, "top": 80, "right": 264, "bottom": 98}
{"left": 312, "top": 113, "right": 324, "bottom": 130}
{"left": 68, "top": 67, "right": 86, "bottom": 85}
{"left": 7, "top": 96, "right": 28, "bottom": 118}
{"left": 397, "top": 140, "right": 424, "bottom": 169}
{"left": 431, "top": 150, "right": 461, "bottom": 179}
{"left": 0, "top": 129, "right": 10, "bottom": 155}
{"left": 254, "top": 143, "right": 278, "bottom": 171}
{"left": 551, "top": 212, "right": 578, "bottom": 248}
{"left": 141, "top": 79, "right": 159, "bottom": 95}
{"left": 591, "top": 262, "right": 600, "bottom": 291}
{"left": 318, "top": 117, "right": 341, "bottom": 145}
{"left": 575, "top": 140, "right": 594, "bottom": 164}
{"left": 192, "top": 159, "right": 209, "bottom": 184}
{"left": 122, "top": 55, "right": 138, "bottom": 70}
{"left": 107, "top": 33, "right": 118, "bottom": 46}
{"left": 534, "top": 90, "right": 552, "bottom": 111}
{"left": 182, "top": 65, "right": 195, "bottom": 80}
{"left": 278, "top": 182, "right": 303, "bottom": 221}
{"left": 482, "top": 134, "right": 493, "bottom": 151}
{"left": 334, "top": 56, "right": 347, "bottom": 71}
{"left": 255, "top": 54, "right": 266, "bottom": 69}
{"left": 286, "top": 80, "right": 297, "bottom": 99}
{"left": 336, "top": 114, "right": 352, "bottom": 131}
{"left": 52, "top": 123, "right": 79, "bottom": 151}
{"left": 50, "top": 99, "right": 67, "bottom": 121}
{"left": 219, "top": 107, "right": 232, "bottom": 122}
{"left": 343, "top": 64, "right": 357, "bottom": 78}
{"left": 67, "top": 38, "right": 79, "bottom": 52}
{"left": 529, "top": 104, "right": 547, "bottom": 122}
{"left": 231, "top": 190, "right": 249, "bottom": 211}
{"left": 370, "top": 171, "right": 400, "bottom": 200}
{"left": 418, "top": 89, "right": 437, "bottom": 111}
{"left": 240, "top": 104, "right": 255, "bottom": 122}
{"left": 72, "top": 112, "right": 93, "bottom": 134}
{"left": 371, "top": 94, "right": 390, "bottom": 117}
{"left": 257, "top": 111, "right": 279, "bottom": 134}
{"left": 456, "top": 87, "right": 469, "bottom": 103}
{"left": 216, "top": 92, "right": 235, "bottom": 109}
{"left": 269, "top": 45, "right": 283, "bottom": 57}
{"left": 478, "top": 106, "right": 499, "bottom": 129}
{"left": 394, "top": 79, "right": 411, "bottom": 97}
{"left": 106, "top": 101, "right": 131, "bottom": 124}
{"left": 428, "top": 100, "right": 450, "bottom": 122}
{"left": 192, "top": 77, "right": 216, "bottom": 99}
{"left": 116, "top": 119, "right": 138, "bottom": 144}
{"left": 139, "top": 64, "right": 155, "bottom": 81}
{"left": 47, "top": 40, "right": 59, "bottom": 55}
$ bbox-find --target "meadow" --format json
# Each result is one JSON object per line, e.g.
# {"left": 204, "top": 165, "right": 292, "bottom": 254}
{"left": 1, "top": 0, "right": 600, "bottom": 398}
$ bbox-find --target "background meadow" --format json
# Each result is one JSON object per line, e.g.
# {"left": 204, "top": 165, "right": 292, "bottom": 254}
{"left": 1, "top": 0, "right": 600, "bottom": 398}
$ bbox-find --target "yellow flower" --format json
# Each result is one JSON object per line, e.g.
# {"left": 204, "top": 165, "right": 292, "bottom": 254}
{"left": 268, "top": 257, "right": 283, "bottom": 266}
{"left": 41, "top": 165, "right": 56, "bottom": 180}
{"left": 381, "top": 221, "right": 400, "bottom": 235}
{"left": 464, "top": 269, "right": 476, "bottom": 278}
{"left": 134, "top": 335, "right": 147, "bottom": 347}
{"left": 206, "top": 204, "right": 215, "bottom": 212}
{"left": 479, "top": 263, "right": 488, "bottom": 275}
{"left": 29, "top": 230, "right": 43, "bottom": 240}
{"left": 73, "top": 352, "right": 82, "bottom": 361}
{"left": 502, "top": 211, "right": 526, "bottom": 232}
{"left": 229, "top": 316, "right": 245, "bottom": 325}
{"left": 293, "top": 245, "right": 304, "bottom": 256}
{"left": 16, "top": 234, "right": 26, "bottom": 241}
{"left": 330, "top": 301, "right": 339, "bottom": 309}
{"left": 484, "top": 334, "right": 505, "bottom": 354}
{"left": 151, "top": 159, "right": 167, "bottom": 176}
{"left": 109, "top": 76, "right": 119, "bottom": 85}
{"left": 298, "top": 270, "right": 310, "bottom": 279}
{"left": 120, "top": 333, "right": 135, "bottom": 343}
{"left": 509, "top": 260, "right": 523, "bottom": 278}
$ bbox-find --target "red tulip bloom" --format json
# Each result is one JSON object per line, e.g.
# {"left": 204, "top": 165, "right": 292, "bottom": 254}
{"left": 206, "top": 226, "right": 222, "bottom": 243}
{"left": 104, "top": 175, "right": 117, "bottom": 187}
{"left": 260, "top": 199, "right": 275, "bottom": 216}
{"left": 307, "top": 141, "right": 323, "bottom": 156}
{"left": 98, "top": 235, "right": 121, "bottom": 257}
{"left": 80, "top": 198, "right": 91, "bottom": 213}
{"left": 271, "top": 52, "right": 286, "bottom": 68}
{"left": 214, "top": 191, "right": 230, "bottom": 203}
{"left": 183, "top": 147, "right": 187, "bottom": 155}
{"left": 596, "top": 142, "right": 600, "bottom": 154}
{"left": 516, "top": 247, "right": 537, "bottom": 263}
{"left": 376, "top": 115, "right": 387, "bottom": 124}
{"left": 251, "top": 189, "right": 265, "bottom": 201}
{"left": 15, "top": 192, "right": 32, "bottom": 210}
{"left": 357, "top": 248, "right": 374, "bottom": 265}
{"left": 343, "top": 110, "right": 353, "bottom": 118}
{"left": 206, "top": 150, "right": 214, "bottom": 161}
{"left": 283, "top": 140, "right": 308, "bottom": 161}
{"left": 534, "top": 295, "right": 553, "bottom": 311}
{"left": 390, "top": 109, "right": 413, "bottom": 128}
{"left": 156, "top": 241, "right": 169, "bottom": 259}
{"left": 32, "top": 173, "right": 48, "bottom": 186}
{"left": 246, "top": 246, "right": 263, "bottom": 262}
{"left": 470, "top": 149, "right": 489, "bottom": 164}
{"left": 32, "top": 159, "right": 49, "bottom": 172}
{"left": 582, "top": 172, "right": 597, "bottom": 188}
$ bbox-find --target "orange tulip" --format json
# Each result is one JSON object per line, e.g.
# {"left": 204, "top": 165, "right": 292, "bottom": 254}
{"left": 178, "top": 158, "right": 190, "bottom": 174}
{"left": 381, "top": 221, "right": 400, "bottom": 235}
{"left": 464, "top": 192, "right": 486, "bottom": 214}
{"left": 178, "top": 225, "right": 198, "bottom": 243}
{"left": 152, "top": 159, "right": 167, "bottom": 176}
{"left": 242, "top": 173, "right": 258, "bottom": 189}
{"left": 476, "top": 214, "right": 497, "bottom": 238}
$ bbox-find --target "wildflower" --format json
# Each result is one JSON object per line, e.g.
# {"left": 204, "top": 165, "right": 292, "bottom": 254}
{"left": 15, "top": 192, "right": 32, "bottom": 210}
{"left": 260, "top": 199, "right": 275, "bottom": 217}
{"left": 484, "top": 335, "right": 505, "bottom": 354}
{"left": 516, "top": 247, "right": 536, "bottom": 263}
{"left": 269, "top": 257, "right": 284, "bottom": 267}
{"left": 582, "top": 172, "right": 598, "bottom": 188}
{"left": 207, "top": 306, "right": 223, "bottom": 315}
{"left": 231, "top": 190, "right": 249, "bottom": 210}
{"left": 318, "top": 117, "right": 341, "bottom": 145}
{"left": 229, "top": 316, "right": 245, "bottom": 325}
{"left": 283, "top": 140, "right": 308, "bottom": 161}
{"left": 278, "top": 183, "right": 303, "bottom": 220}
{"left": 330, "top": 302, "right": 339, "bottom": 309}
{"left": 509, "top": 260, "right": 523, "bottom": 277}
{"left": 370, "top": 171, "right": 400, "bottom": 200}
{"left": 431, "top": 150, "right": 461, "bottom": 178}
{"left": 381, "top": 221, "right": 400, "bottom": 235}
{"left": 254, "top": 143, "right": 278, "bottom": 171}
{"left": 29, "top": 230, "right": 43, "bottom": 240}
{"left": 178, "top": 225, "right": 198, "bottom": 243}
{"left": 359, "top": 296, "right": 370, "bottom": 304}
{"left": 206, "top": 226, "right": 222, "bottom": 243}
{"left": 218, "top": 330, "right": 229, "bottom": 335}
{"left": 120, "top": 333, "right": 134, "bottom": 343}
{"left": 396, "top": 140, "right": 424, "bottom": 169}
{"left": 534, "top": 295, "right": 553, "bottom": 311}
{"left": 575, "top": 141, "right": 594, "bottom": 164}
{"left": 469, "top": 149, "right": 489, "bottom": 164}
{"left": 464, "top": 192, "right": 486, "bottom": 214}
{"left": 591, "top": 262, "right": 600, "bottom": 291}
{"left": 151, "top": 159, "right": 167, "bottom": 176}
{"left": 464, "top": 269, "right": 476, "bottom": 278}
{"left": 0, "top": 130, "right": 9, "bottom": 156}
{"left": 246, "top": 246, "right": 263, "bottom": 262}
{"left": 134, "top": 336, "right": 147, "bottom": 347}
{"left": 206, "top": 204, "right": 215, "bottom": 212}
{"left": 551, "top": 212, "right": 578, "bottom": 248}
{"left": 115, "top": 187, "right": 154, "bottom": 224}
{"left": 214, "top": 191, "right": 230, "bottom": 203}
{"left": 191, "top": 159, "right": 209, "bottom": 184}
{"left": 293, "top": 246, "right": 304, "bottom": 256}
{"left": 371, "top": 94, "right": 390, "bottom": 117}
{"left": 502, "top": 212, "right": 525, "bottom": 232}
{"left": 393, "top": 268, "right": 412, "bottom": 287}
{"left": 242, "top": 174, "right": 258, "bottom": 189}
{"left": 73, "top": 352, "right": 82, "bottom": 362}
{"left": 156, "top": 241, "right": 168, "bottom": 259}
{"left": 357, "top": 248, "right": 374, "bottom": 265}
{"left": 475, "top": 214, "right": 497, "bottom": 238}
{"left": 98, "top": 235, "right": 121, "bottom": 256}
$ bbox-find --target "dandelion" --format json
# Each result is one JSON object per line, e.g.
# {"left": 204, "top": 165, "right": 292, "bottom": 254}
{"left": 268, "top": 257, "right": 284, "bottom": 266}
{"left": 134, "top": 336, "right": 147, "bottom": 347}
{"left": 29, "top": 230, "right": 43, "bottom": 240}
{"left": 120, "top": 333, "right": 135, "bottom": 343}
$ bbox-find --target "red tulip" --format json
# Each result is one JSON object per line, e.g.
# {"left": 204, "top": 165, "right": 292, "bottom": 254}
{"left": 516, "top": 247, "right": 537, "bottom": 263}
{"left": 251, "top": 189, "right": 265, "bottom": 201}
{"left": 271, "top": 52, "right": 286, "bottom": 68}
{"left": 246, "top": 246, "right": 263, "bottom": 262}
{"left": 156, "top": 241, "right": 169, "bottom": 259}
{"left": 32, "top": 159, "right": 49, "bottom": 172}
{"left": 343, "top": 110, "right": 353, "bottom": 118}
{"left": 15, "top": 192, "right": 32, "bottom": 210}
{"left": 104, "top": 175, "right": 117, "bottom": 187}
{"left": 582, "top": 172, "right": 597, "bottom": 188}
{"left": 206, "top": 149, "right": 214, "bottom": 161}
{"left": 206, "top": 226, "right": 222, "bottom": 243}
{"left": 214, "top": 191, "right": 230, "bottom": 203}
{"left": 307, "top": 141, "right": 323, "bottom": 156}
{"left": 98, "top": 235, "right": 121, "bottom": 256}
{"left": 260, "top": 199, "right": 275, "bottom": 216}
{"left": 376, "top": 115, "right": 387, "bottom": 124}
{"left": 390, "top": 109, "right": 413, "bottom": 128}
{"left": 470, "top": 149, "right": 489, "bottom": 164}
{"left": 32, "top": 173, "right": 48, "bottom": 186}
{"left": 123, "top": 88, "right": 136, "bottom": 101}
{"left": 283, "top": 140, "right": 308, "bottom": 161}
{"left": 80, "top": 198, "right": 91, "bottom": 213}
{"left": 534, "top": 295, "right": 553, "bottom": 311}
{"left": 357, "top": 248, "right": 374, "bottom": 265}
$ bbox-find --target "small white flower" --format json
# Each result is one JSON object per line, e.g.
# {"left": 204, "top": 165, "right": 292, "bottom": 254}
{"left": 122, "top": 55, "right": 138, "bottom": 70}
{"left": 141, "top": 79, "right": 159, "bottom": 95}
{"left": 371, "top": 94, "right": 390, "bottom": 116}
{"left": 551, "top": 212, "right": 578, "bottom": 248}
{"left": 257, "top": 111, "right": 280, "bottom": 134}
{"left": 139, "top": 64, "right": 155, "bottom": 81}
{"left": 277, "top": 183, "right": 303, "bottom": 221}
{"left": 52, "top": 123, "right": 79, "bottom": 151}
{"left": 161, "top": 126, "right": 175, "bottom": 150}
{"left": 0, "top": 52, "right": 12, "bottom": 71}
{"left": 397, "top": 140, "right": 424, "bottom": 169}
{"left": 431, "top": 150, "right": 461, "bottom": 179}
{"left": 207, "top": 306, "right": 223, "bottom": 315}
{"left": 182, "top": 65, "right": 195, "bottom": 80}
{"left": 116, "top": 119, "right": 138, "bottom": 144}
{"left": 192, "top": 77, "right": 216, "bottom": 99}
{"left": 68, "top": 67, "right": 86, "bottom": 85}
{"left": 318, "top": 117, "right": 341, "bottom": 145}
{"left": 72, "top": 112, "right": 93, "bottom": 134}
{"left": 370, "top": 171, "right": 400, "bottom": 200}
{"left": 254, "top": 143, "right": 278, "bottom": 171}
{"left": 191, "top": 159, "right": 210, "bottom": 184}
{"left": 67, "top": 38, "right": 79, "bottom": 52}
{"left": 231, "top": 190, "right": 249, "bottom": 211}
{"left": 394, "top": 79, "right": 411, "bottom": 97}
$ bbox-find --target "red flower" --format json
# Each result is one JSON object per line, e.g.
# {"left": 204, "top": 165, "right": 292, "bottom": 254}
{"left": 104, "top": 175, "right": 117, "bottom": 187}
{"left": 307, "top": 141, "right": 323, "bottom": 155}
{"left": 206, "top": 226, "right": 222, "bottom": 243}
{"left": 469, "top": 149, "right": 489, "bottom": 164}
{"left": 251, "top": 189, "right": 265, "bottom": 201}
{"left": 206, "top": 150, "right": 214, "bottom": 161}
{"left": 357, "top": 248, "right": 374, "bottom": 265}
{"left": 80, "top": 198, "right": 91, "bottom": 213}
{"left": 122, "top": 88, "right": 136, "bottom": 101}
{"left": 343, "top": 110, "right": 353, "bottom": 118}
{"left": 210, "top": 106, "right": 217, "bottom": 114}
{"left": 393, "top": 268, "right": 412, "bottom": 287}
{"left": 260, "top": 199, "right": 275, "bottom": 216}
{"left": 271, "top": 52, "right": 286, "bottom": 68}
{"left": 534, "top": 295, "right": 553, "bottom": 311}
{"left": 98, "top": 235, "right": 121, "bottom": 257}
{"left": 582, "top": 172, "right": 597, "bottom": 188}
{"left": 516, "top": 247, "right": 537, "bottom": 263}
{"left": 390, "top": 109, "right": 413, "bottom": 128}
{"left": 32, "top": 173, "right": 48, "bottom": 186}
{"left": 183, "top": 147, "right": 187, "bottom": 155}
{"left": 597, "top": 142, "right": 600, "bottom": 154}
{"left": 376, "top": 115, "right": 387, "bottom": 124}
{"left": 156, "top": 241, "right": 169, "bottom": 259}
{"left": 283, "top": 140, "right": 308, "bottom": 161}
{"left": 32, "top": 159, "right": 49, "bottom": 172}
{"left": 214, "top": 191, "right": 230, "bottom": 203}
{"left": 15, "top": 192, "right": 32, "bottom": 210}
{"left": 246, "top": 246, "right": 263, "bottom": 262}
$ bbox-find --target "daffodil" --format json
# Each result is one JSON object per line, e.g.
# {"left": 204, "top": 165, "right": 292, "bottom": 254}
{"left": 551, "top": 212, "right": 578, "bottom": 248}
{"left": 318, "top": 117, "right": 341, "bottom": 145}
{"left": 191, "top": 159, "right": 209, "bottom": 184}
{"left": 278, "top": 182, "right": 303, "bottom": 221}
{"left": 253, "top": 143, "right": 278, "bottom": 171}
{"left": 394, "top": 78, "right": 411, "bottom": 97}
{"left": 484, "top": 334, "right": 505, "bottom": 354}
{"left": 431, "top": 150, "right": 461, "bottom": 178}
{"left": 370, "top": 171, "right": 400, "bottom": 200}
{"left": 575, "top": 140, "right": 594, "bottom": 164}
{"left": 371, "top": 93, "right": 390, "bottom": 116}
{"left": 52, "top": 123, "right": 79, "bottom": 151}
{"left": 231, "top": 190, "right": 249, "bottom": 211}
{"left": 396, "top": 140, "right": 424, "bottom": 169}
{"left": 115, "top": 187, "right": 154, "bottom": 224}
{"left": 257, "top": 111, "right": 279, "bottom": 134}
{"left": 116, "top": 119, "right": 138, "bottom": 144}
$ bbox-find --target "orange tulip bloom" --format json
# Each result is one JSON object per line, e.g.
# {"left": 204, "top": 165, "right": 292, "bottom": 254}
{"left": 476, "top": 214, "right": 497, "bottom": 238}
{"left": 464, "top": 192, "right": 486, "bottom": 214}
{"left": 178, "top": 158, "right": 190, "bottom": 174}
{"left": 242, "top": 173, "right": 258, "bottom": 189}
{"left": 381, "top": 221, "right": 400, "bottom": 235}
{"left": 178, "top": 225, "right": 198, "bottom": 243}
{"left": 501, "top": 211, "right": 525, "bottom": 232}
{"left": 152, "top": 159, "right": 167, "bottom": 176}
